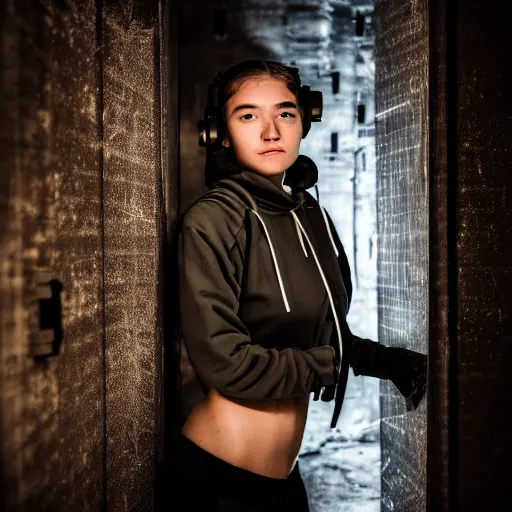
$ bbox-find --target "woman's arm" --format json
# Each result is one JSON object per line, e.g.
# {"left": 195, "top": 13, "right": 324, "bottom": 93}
{"left": 322, "top": 208, "right": 427, "bottom": 410}
{"left": 321, "top": 209, "right": 380, "bottom": 369}
{"left": 179, "top": 205, "right": 338, "bottom": 402}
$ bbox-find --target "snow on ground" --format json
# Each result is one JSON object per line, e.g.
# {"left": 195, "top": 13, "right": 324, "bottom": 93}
{"left": 299, "top": 399, "right": 381, "bottom": 511}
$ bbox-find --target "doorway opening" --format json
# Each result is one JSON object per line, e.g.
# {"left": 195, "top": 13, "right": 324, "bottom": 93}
{"left": 178, "top": 1, "right": 379, "bottom": 510}
{"left": 177, "top": 1, "right": 428, "bottom": 511}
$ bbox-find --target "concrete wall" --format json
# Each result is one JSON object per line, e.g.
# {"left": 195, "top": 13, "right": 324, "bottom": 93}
{"left": 374, "top": 0, "right": 429, "bottom": 510}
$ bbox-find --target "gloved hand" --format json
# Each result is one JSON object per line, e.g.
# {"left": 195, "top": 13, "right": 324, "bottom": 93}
{"left": 374, "top": 345, "right": 427, "bottom": 410}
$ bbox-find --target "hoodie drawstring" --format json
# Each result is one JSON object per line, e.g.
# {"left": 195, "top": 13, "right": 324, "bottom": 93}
{"left": 251, "top": 209, "right": 291, "bottom": 313}
{"left": 315, "top": 185, "right": 339, "bottom": 259}
{"left": 290, "top": 211, "right": 343, "bottom": 365}
{"left": 293, "top": 215, "right": 309, "bottom": 258}
{"left": 320, "top": 206, "right": 339, "bottom": 258}
{"left": 294, "top": 207, "right": 338, "bottom": 259}
{"left": 251, "top": 206, "right": 343, "bottom": 367}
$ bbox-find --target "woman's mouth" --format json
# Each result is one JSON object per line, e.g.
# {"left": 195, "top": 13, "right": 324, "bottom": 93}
{"left": 261, "top": 150, "right": 285, "bottom": 156}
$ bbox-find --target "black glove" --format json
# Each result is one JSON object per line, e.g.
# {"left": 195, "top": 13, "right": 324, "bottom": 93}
{"left": 374, "top": 345, "right": 427, "bottom": 411}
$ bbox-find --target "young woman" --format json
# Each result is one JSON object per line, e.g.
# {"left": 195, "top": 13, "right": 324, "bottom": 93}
{"left": 169, "top": 60, "right": 427, "bottom": 511}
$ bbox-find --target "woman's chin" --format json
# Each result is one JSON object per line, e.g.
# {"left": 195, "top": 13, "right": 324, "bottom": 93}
{"left": 261, "top": 167, "right": 286, "bottom": 176}
{"left": 250, "top": 160, "right": 292, "bottom": 176}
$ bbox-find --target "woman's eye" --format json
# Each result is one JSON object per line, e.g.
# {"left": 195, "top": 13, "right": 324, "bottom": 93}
{"left": 241, "top": 113, "right": 254, "bottom": 120}
{"left": 280, "top": 112, "right": 296, "bottom": 118}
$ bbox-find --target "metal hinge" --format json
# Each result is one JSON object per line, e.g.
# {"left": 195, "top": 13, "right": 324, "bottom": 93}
{"left": 31, "top": 270, "right": 63, "bottom": 359}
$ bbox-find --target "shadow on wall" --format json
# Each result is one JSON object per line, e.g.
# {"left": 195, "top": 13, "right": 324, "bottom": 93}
{"left": 178, "top": 0, "right": 277, "bottom": 213}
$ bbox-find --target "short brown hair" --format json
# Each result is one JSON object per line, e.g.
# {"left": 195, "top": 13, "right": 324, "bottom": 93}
{"left": 218, "top": 60, "right": 303, "bottom": 124}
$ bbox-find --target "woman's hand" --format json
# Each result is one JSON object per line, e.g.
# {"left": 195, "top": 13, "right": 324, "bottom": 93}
{"left": 376, "top": 346, "right": 427, "bottom": 410}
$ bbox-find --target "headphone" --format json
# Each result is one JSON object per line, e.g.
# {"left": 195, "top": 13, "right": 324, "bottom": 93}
{"left": 198, "top": 61, "right": 323, "bottom": 149}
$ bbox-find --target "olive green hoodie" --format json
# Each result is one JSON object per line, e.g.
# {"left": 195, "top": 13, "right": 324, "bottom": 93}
{"left": 177, "top": 149, "right": 381, "bottom": 429}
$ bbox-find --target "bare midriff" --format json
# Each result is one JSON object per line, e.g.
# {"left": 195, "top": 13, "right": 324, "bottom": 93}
{"left": 182, "top": 387, "right": 311, "bottom": 480}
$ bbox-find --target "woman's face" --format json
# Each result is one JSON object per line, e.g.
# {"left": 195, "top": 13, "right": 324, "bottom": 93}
{"left": 222, "top": 76, "right": 303, "bottom": 178}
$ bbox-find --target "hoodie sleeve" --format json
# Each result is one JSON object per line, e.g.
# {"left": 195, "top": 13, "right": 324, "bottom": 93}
{"left": 323, "top": 207, "right": 428, "bottom": 407}
{"left": 178, "top": 204, "right": 337, "bottom": 401}
{"left": 322, "top": 209, "right": 381, "bottom": 374}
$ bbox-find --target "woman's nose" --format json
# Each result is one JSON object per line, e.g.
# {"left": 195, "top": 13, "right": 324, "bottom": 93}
{"left": 262, "top": 119, "right": 280, "bottom": 141}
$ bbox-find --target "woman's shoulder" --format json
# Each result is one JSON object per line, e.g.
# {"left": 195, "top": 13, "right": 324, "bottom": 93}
{"left": 180, "top": 187, "right": 248, "bottom": 239}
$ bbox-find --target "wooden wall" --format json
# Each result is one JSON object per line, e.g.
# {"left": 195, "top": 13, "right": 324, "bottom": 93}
{"left": 0, "top": 1, "right": 173, "bottom": 509}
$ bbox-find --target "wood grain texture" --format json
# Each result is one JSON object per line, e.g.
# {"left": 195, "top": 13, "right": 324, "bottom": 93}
{"left": 1, "top": 1, "right": 167, "bottom": 510}
{"left": 0, "top": 1, "right": 104, "bottom": 510}
{"left": 454, "top": 1, "right": 512, "bottom": 509}
{"left": 426, "top": 0, "right": 450, "bottom": 509}
{"left": 101, "top": 1, "right": 164, "bottom": 510}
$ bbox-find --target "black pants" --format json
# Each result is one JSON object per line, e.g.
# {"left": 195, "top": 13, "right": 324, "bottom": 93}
{"left": 167, "top": 432, "right": 310, "bottom": 511}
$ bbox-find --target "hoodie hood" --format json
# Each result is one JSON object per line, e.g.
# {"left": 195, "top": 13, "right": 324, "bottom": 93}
{"left": 207, "top": 148, "right": 309, "bottom": 214}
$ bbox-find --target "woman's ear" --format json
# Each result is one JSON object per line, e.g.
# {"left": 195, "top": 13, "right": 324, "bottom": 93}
{"left": 222, "top": 138, "right": 231, "bottom": 148}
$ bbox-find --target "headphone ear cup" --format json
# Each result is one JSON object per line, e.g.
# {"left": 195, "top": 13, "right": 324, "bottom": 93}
{"left": 199, "top": 78, "right": 225, "bottom": 148}
{"left": 198, "top": 118, "right": 207, "bottom": 147}
{"left": 299, "top": 86, "right": 323, "bottom": 139}
{"left": 309, "top": 90, "right": 323, "bottom": 121}
{"left": 299, "top": 86, "right": 311, "bottom": 138}
{"left": 199, "top": 104, "right": 223, "bottom": 148}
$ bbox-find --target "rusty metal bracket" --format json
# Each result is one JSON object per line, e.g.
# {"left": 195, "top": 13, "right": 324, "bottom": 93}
{"left": 31, "top": 270, "right": 63, "bottom": 359}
